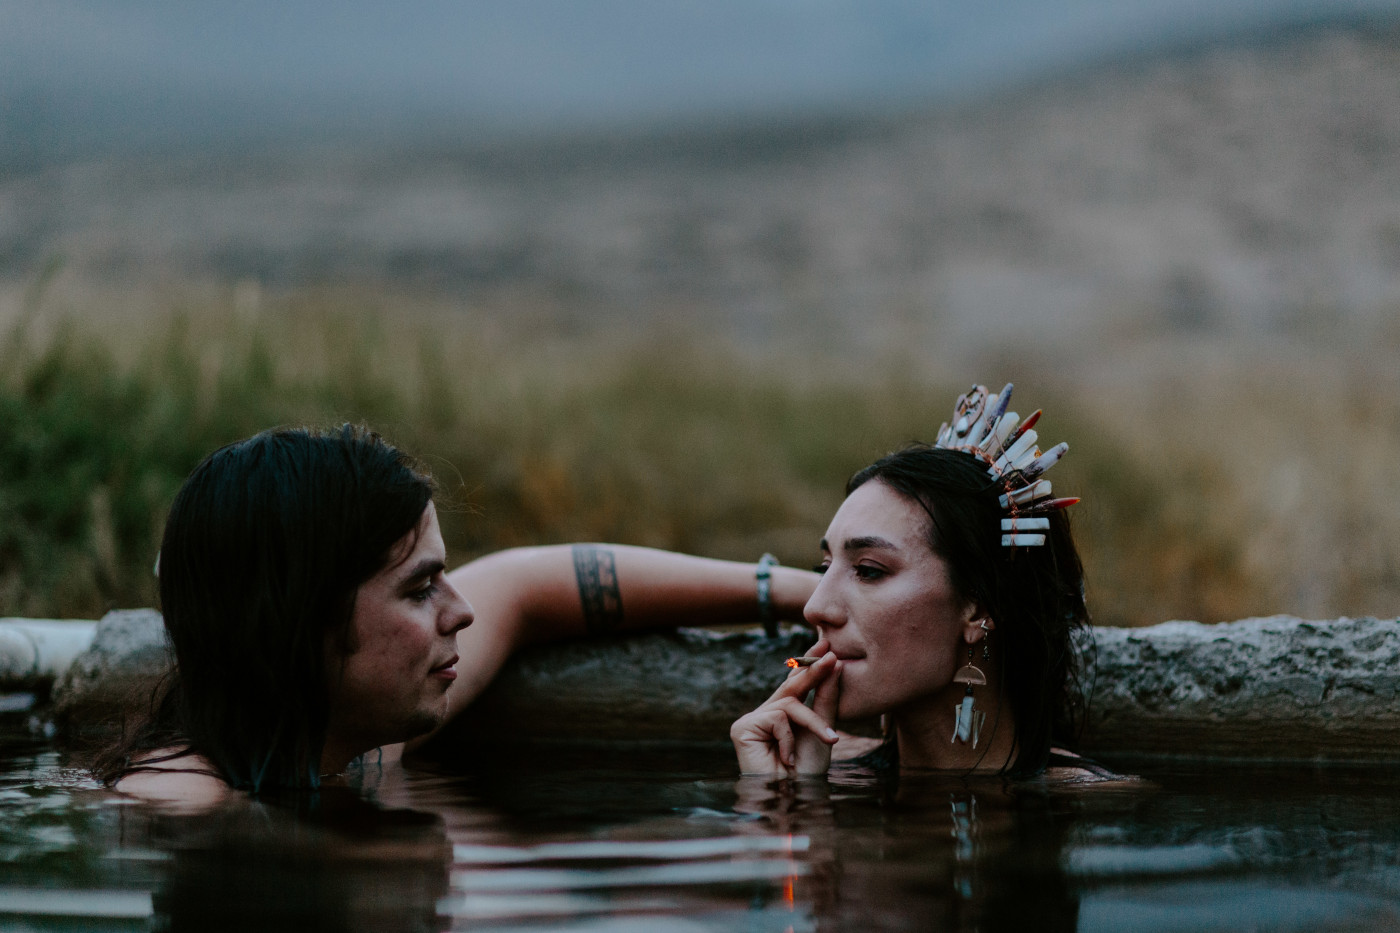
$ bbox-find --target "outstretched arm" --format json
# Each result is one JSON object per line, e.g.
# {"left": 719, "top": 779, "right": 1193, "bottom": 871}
{"left": 436, "top": 544, "right": 818, "bottom": 726}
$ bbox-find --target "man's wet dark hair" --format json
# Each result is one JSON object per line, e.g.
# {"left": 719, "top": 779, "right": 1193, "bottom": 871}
{"left": 96, "top": 424, "right": 434, "bottom": 792}
{"left": 847, "top": 444, "right": 1090, "bottom": 776}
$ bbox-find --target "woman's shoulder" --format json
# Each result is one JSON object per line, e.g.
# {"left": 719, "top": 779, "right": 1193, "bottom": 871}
{"left": 834, "top": 734, "right": 898, "bottom": 772}
{"left": 1042, "top": 747, "right": 1138, "bottom": 785}
{"left": 112, "top": 749, "right": 232, "bottom": 809}
{"left": 831, "top": 732, "right": 886, "bottom": 763}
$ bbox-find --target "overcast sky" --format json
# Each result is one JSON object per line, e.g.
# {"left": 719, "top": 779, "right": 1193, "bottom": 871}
{"left": 3, "top": 0, "right": 1398, "bottom": 157}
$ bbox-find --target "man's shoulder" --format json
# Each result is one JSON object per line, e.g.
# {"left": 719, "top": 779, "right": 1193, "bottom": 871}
{"left": 113, "top": 750, "right": 231, "bottom": 809}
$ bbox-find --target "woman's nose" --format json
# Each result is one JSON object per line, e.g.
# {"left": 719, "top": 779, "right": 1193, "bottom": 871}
{"left": 802, "top": 575, "right": 845, "bottom": 630}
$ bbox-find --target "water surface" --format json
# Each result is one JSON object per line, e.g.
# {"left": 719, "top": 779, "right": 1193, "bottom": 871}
{"left": 3, "top": 704, "right": 1399, "bottom": 931}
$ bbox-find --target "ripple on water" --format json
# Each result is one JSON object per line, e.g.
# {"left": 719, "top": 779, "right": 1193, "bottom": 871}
{"left": 3, "top": 717, "right": 1400, "bottom": 931}
{"left": 1078, "top": 882, "right": 1400, "bottom": 933}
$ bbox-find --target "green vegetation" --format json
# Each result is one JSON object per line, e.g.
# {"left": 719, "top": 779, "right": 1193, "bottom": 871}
{"left": 0, "top": 287, "right": 1265, "bottom": 626}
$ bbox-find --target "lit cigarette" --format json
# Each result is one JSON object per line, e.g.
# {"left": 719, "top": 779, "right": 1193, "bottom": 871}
{"left": 786, "top": 656, "right": 821, "bottom": 668}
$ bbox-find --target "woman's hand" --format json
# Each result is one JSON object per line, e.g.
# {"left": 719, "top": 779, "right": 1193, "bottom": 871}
{"left": 730, "top": 639, "right": 842, "bottom": 776}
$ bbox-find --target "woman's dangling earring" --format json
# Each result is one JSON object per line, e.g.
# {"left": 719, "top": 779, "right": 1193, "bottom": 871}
{"left": 952, "top": 625, "right": 989, "bottom": 748}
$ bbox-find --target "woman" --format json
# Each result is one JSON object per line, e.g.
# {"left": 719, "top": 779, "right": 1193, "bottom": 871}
{"left": 99, "top": 424, "right": 818, "bottom": 804}
{"left": 731, "top": 383, "right": 1098, "bottom": 778}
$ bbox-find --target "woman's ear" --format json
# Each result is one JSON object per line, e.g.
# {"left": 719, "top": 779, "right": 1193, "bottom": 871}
{"left": 961, "top": 604, "right": 994, "bottom": 643}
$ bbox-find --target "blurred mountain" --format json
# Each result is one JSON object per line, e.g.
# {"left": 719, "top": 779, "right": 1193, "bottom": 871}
{"left": 3, "top": 0, "right": 1399, "bottom": 166}
{"left": 4, "top": 21, "right": 1397, "bottom": 351}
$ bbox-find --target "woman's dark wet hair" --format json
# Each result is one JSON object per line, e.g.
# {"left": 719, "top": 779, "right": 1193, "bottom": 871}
{"left": 847, "top": 445, "right": 1090, "bottom": 776}
{"left": 95, "top": 424, "right": 434, "bottom": 792}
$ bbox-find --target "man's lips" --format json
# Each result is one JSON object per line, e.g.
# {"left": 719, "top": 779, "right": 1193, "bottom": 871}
{"left": 430, "top": 655, "right": 459, "bottom": 679}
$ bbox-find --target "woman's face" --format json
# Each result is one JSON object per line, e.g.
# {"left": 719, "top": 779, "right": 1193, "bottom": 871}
{"left": 325, "top": 502, "right": 474, "bottom": 758}
{"left": 805, "top": 480, "right": 980, "bottom": 722}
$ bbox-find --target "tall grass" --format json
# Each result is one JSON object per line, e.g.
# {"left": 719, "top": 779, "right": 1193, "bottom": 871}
{"left": 0, "top": 285, "right": 1280, "bottom": 626}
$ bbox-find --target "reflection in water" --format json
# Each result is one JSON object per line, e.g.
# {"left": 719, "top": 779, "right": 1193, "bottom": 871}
{"left": 5, "top": 719, "right": 1400, "bottom": 932}
{"left": 734, "top": 770, "right": 1082, "bottom": 932}
{"left": 129, "top": 788, "right": 452, "bottom": 932}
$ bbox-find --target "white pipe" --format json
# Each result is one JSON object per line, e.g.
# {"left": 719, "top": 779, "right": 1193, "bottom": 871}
{"left": 0, "top": 619, "right": 99, "bottom": 687}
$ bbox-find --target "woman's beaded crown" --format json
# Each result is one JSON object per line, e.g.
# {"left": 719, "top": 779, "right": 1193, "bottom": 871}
{"left": 934, "top": 383, "right": 1078, "bottom": 547}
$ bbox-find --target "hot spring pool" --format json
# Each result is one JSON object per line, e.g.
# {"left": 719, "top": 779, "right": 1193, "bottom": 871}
{"left": 3, "top": 700, "right": 1399, "bottom": 932}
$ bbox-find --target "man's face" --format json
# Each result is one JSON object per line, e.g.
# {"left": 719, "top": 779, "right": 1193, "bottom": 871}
{"left": 323, "top": 502, "right": 474, "bottom": 765}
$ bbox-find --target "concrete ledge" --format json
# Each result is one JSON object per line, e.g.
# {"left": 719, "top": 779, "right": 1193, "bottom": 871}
{"left": 432, "top": 627, "right": 821, "bottom": 752}
{"left": 0, "top": 618, "right": 99, "bottom": 691}
{"left": 48, "top": 609, "right": 171, "bottom": 734}
{"left": 1082, "top": 616, "right": 1400, "bottom": 762}
{"left": 17, "top": 610, "right": 1400, "bottom": 762}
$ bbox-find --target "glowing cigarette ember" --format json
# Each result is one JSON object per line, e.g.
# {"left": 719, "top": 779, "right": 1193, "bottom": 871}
{"left": 786, "top": 656, "right": 821, "bottom": 668}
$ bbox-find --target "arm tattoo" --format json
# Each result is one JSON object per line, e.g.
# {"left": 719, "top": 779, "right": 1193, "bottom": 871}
{"left": 572, "top": 544, "right": 623, "bottom": 635}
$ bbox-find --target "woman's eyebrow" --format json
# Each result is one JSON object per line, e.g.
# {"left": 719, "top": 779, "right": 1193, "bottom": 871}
{"left": 843, "top": 535, "right": 898, "bottom": 553}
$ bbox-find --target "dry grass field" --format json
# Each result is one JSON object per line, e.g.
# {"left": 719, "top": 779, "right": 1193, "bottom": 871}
{"left": 3, "top": 282, "right": 1397, "bottom": 629}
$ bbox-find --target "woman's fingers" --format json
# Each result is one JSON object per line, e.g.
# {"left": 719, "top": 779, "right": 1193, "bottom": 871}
{"left": 810, "top": 658, "right": 841, "bottom": 727}
{"left": 731, "top": 707, "right": 795, "bottom": 772}
{"left": 732, "top": 640, "right": 842, "bottom": 775}
{"left": 734, "top": 699, "right": 836, "bottom": 752}
{"left": 795, "top": 660, "right": 840, "bottom": 775}
{"left": 769, "top": 696, "right": 838, "bottom": 744}
{"left": 772, "top": 713, "right": 794, "bottom": 767}
{"left": 774, "top": 694, "right": 838, "bottom": 776}
{"left": 731, "top": 695, "right": 839, "bottom": 774}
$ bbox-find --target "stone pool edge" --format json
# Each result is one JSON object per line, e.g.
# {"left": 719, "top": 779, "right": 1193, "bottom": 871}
{"left": 4, "top": 611, "right": 1398, "bottom": 763}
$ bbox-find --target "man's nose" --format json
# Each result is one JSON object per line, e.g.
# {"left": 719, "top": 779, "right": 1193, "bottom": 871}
{"left": 441, "top": 580, "right": 474, "bottom": 634}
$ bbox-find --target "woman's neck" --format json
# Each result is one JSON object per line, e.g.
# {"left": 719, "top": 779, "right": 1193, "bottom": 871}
{"left": 892, "top": 680, "right": 1017, "bottom": 772}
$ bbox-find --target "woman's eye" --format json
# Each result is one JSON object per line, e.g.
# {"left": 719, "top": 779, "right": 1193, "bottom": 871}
{"left": 408, "top": 583, "right": 438, "bottom": 603}
{"left": 854, "top": 565, "right": 886, "bottom": 581}
{"left": 812, "top": 562, "right": 830, "bottom": 574}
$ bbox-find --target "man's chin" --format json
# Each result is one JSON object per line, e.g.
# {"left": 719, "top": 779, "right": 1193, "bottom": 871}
{"left": 400, "top": 707, "right": 447, "bottom": 743}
